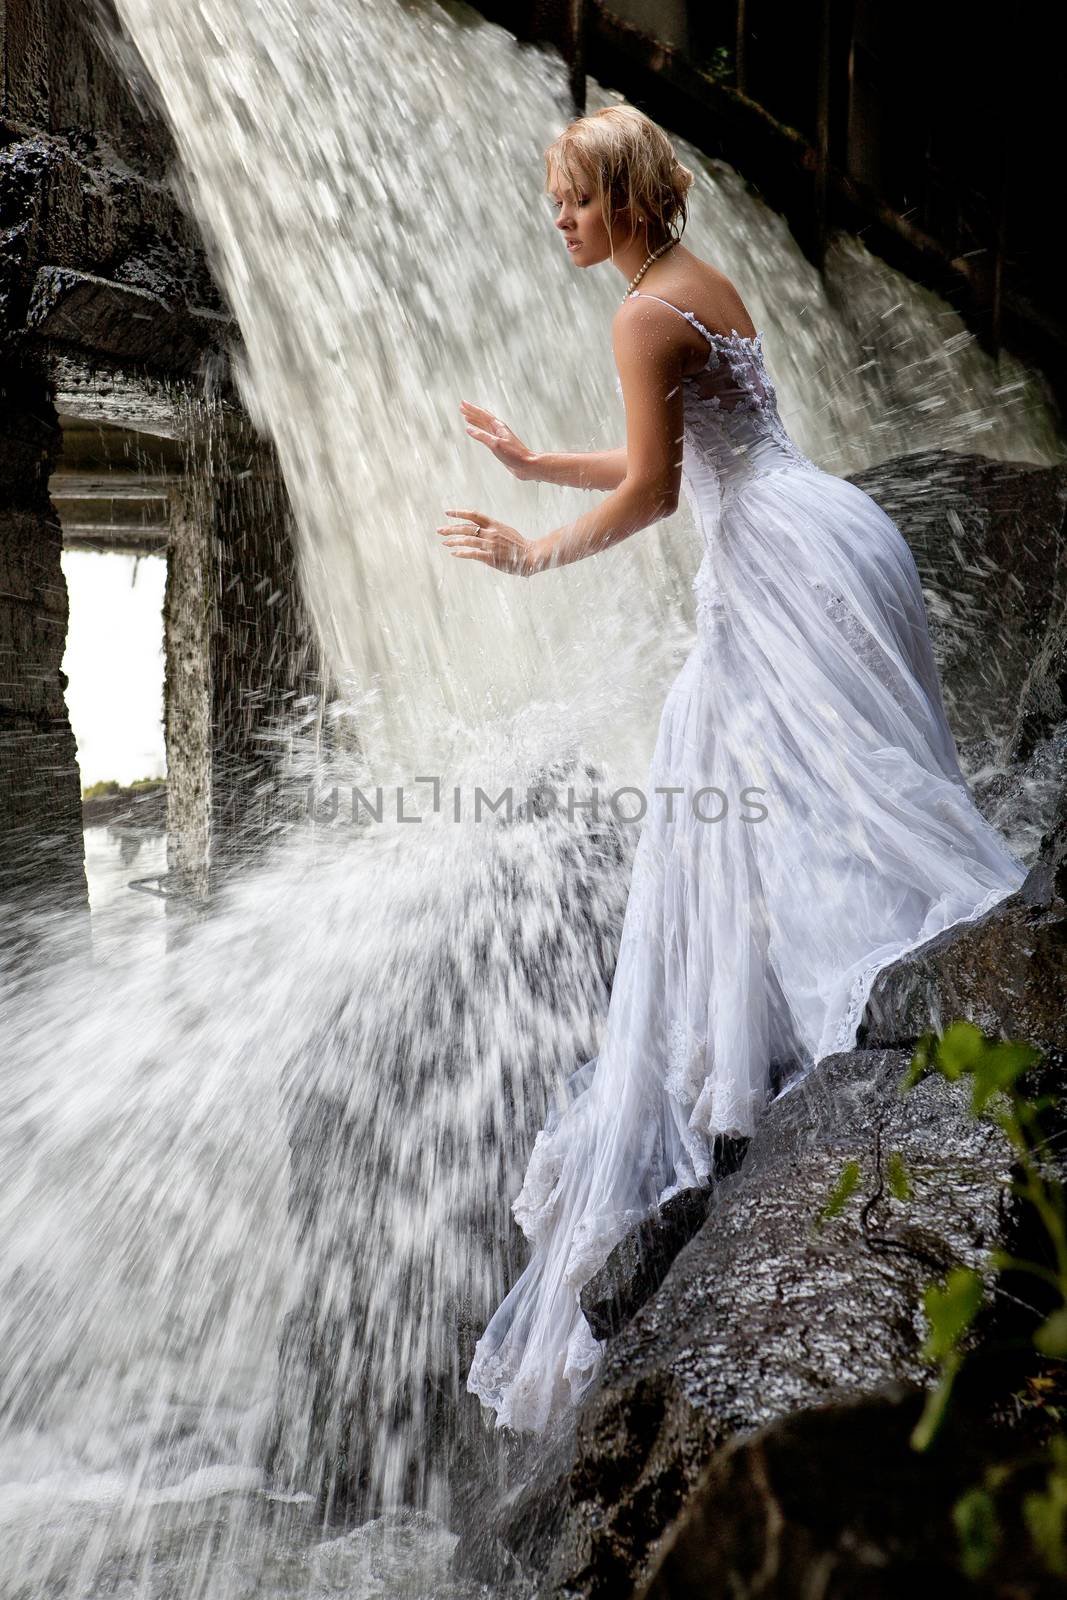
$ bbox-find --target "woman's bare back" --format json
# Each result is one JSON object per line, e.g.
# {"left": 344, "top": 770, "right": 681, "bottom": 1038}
{"left": 629, "top": 246, "right": 758, "bottom": 374}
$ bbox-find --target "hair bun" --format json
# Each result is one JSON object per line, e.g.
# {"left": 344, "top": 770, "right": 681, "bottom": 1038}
{"left": 672, "top": 161, "right": 694, "bottom": 196}
{"left": 544, "top": 106, "right": 694, "bottom": 243}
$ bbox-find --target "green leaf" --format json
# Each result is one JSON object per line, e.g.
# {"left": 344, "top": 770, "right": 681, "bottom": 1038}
{"left": 1034, "top": 1309, "right": 1067, "bottom": 1361}
{"left": 970, "top": 1039, "right": 1043, "bottom": 1115}
{"left": 901, "top": 1030, "right": 938, "bottom": 1093}
{"left": 953, "top": 1486, "right": 1001, "bottom": 1579}
{"left": 817, "top": 1159, "right": 860, "bottom": 1227}
{"left": 922, "top": 1267, "right": 984, "bottom": 1364}
{"left": 936, "top": 1020, "right": 985, "bottom": 1079}
{"left": 911, "top": 1349, "right": 962, "bottom": 1452}
{"left": 886, "top": 1151, "right": 911, "bottom": 1202}
{"left": 1023, "top": 1483, "right": 1067, "bottom": 1578}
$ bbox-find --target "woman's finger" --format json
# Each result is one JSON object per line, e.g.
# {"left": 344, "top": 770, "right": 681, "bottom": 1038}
{"left": 460, "top": 402, "right": 497, "bottom": 426}
{"left": 444, "top": 508, "right": 489, "bottom": 526}
{"left": 448, "top": 548, "right": 492, "bottom": 564}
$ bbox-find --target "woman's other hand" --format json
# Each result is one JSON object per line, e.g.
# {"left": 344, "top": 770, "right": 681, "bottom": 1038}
{"left": 436, "top": 508, "right": 534, "bottom": 576}
{"left": 459, "top": 402, "right": 538, "bottom": 481}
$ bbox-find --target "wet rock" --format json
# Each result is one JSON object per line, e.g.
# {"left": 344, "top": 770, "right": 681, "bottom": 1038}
{"left": 2, "top": 1, "right": 228, "bottom": 370}
{"left": 861, "top": 885, "right": 1067, "bottom": 1055}
{"left": 579, "top": 1137, "right": 749, "bottom": 1342}
{"left": 580, "top": 1186, "right": 716, "bottom": 1344}
{"left": 637, "top": 1385, "right": 1064, "bottom": 1600}
{"left": 860, "top": 754, "right": 1067, "bottom": 1056}
{"left": 1003, "top": 585, "right": 1067, "bottom": 767}
{"left": 26, "top": 265, "right": 232, "bottom": 372}
{"left": 1026, "top": 775, "right": 1067, "bottom": 909}
{"left": 847, "top": 450, "right": 1067, "bottom": 745}
{"left": 1, "top": 135, "right": 224, "bottom": 333}
{"left": 0, "top": 349, "right": 89, "bottom": 936}
{"left": 535, "top": 1046, "right": 1031, "bottom": 1598}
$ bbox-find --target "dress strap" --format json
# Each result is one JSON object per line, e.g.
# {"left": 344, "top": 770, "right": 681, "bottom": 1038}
{"left": 627, "top": 291, "right": 715, "bottom": 348}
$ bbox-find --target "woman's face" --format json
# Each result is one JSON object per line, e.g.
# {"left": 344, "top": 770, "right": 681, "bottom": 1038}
{"left": 548, "top": 166, "right": 634, "bottom": 269}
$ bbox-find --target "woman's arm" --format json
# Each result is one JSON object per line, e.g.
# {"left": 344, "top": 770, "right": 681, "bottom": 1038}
{"left": 524, "top": 300, "right": 684, "bottom": 574}
{"left": 440, "top": 300, "right": 684, "bottom": 576}
{"left": 459, "top": 401, "right": 626, "bottom": 490}
{"left": 529, "top": 448, "right": 627, "bottom": 491}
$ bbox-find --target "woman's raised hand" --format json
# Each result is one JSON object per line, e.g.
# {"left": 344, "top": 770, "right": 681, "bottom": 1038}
{"left": 460, "top": 401, "right": 538, "bottom": 481}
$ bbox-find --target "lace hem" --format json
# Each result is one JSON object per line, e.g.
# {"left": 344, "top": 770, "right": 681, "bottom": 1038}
{"left": 511, "top": 1099, "right": 646, "bottom": 1284}
{"left": 511, "top": 1125, "right": 565, "bottom": 1245}
{"left": 821, "top": 870, "right": 1026, "bottom": 1059}
{"left": 466, "top": 1296, "right": 606, "bottom": 1432}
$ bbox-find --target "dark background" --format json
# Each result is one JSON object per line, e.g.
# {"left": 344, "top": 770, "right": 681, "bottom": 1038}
{"left": 470, "top": 1, "right": 1060, "bottom": 415}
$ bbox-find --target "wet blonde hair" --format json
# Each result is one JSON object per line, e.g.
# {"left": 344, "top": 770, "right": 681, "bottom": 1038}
{"left": 544, "top": 105, "right": 694, "bottom": 252}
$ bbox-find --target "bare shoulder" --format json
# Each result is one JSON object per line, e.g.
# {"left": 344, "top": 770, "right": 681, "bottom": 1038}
{"left": 638, "top": 249, "right": 758, "bottom": 340}
{"left": 610, "top": 293, "right": 692, "bottom": 365}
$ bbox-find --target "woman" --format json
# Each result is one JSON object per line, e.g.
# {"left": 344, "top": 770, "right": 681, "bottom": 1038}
{"left": 436, "top": 107, "right": 1027, "bottom": 1433}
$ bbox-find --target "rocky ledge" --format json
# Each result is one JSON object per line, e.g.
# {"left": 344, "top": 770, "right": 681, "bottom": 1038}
{"left": 460, "top": 1024, "right": 1064, "bottom": 1596}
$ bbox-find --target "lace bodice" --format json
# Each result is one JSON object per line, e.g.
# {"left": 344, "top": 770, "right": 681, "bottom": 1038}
{"left": 624, "top": 292, "right": 820, "bottom": 643}
{"left": 626, "top": 291, "right": 816, "bottom": 501}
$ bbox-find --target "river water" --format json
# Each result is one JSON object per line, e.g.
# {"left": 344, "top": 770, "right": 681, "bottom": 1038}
{"left": 0, "top": 1, "right": 1063, "bottom": 1595}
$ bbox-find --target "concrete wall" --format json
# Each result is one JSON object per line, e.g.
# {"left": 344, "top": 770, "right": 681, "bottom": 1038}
{"left": 0, "top": 349, "right": 88, "bottom": 936}
{"left": 1, "top": 0, "right": 326, "bottom": 938}
{"left": 165, "top": 406, "right": 324, "bottom": 907}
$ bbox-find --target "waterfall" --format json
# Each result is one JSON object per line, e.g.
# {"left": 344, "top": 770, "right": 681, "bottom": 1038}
{"left": 106, "top": 0, "right": 1062, "bottom": 775}
{"left": 0, "top": 1, "right": 1061, "bottom": 1594}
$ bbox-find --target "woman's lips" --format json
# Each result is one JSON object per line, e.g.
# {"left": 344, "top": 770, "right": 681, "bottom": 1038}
{"left": 566, "top": 240, "right": 581, "bottom": 251}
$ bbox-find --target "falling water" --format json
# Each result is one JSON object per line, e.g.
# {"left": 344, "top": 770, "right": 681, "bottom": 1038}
{"left": 1, "top": 0, "right": 1064, "bottom": 1595}
{"left": 105, "top": 0, "right": 1063, "bottom": 773}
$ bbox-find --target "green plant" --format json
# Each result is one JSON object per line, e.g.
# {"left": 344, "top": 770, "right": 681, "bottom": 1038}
{"left": 822, "top": 1020, "right": 1067, "bottom": 1577}
{"left": 82, "top": 775, "right": 165, "bottom": 799}
{"left": 815, "top": 1157, "right": 860, "bottom": 1227}
{"left": 699, "top": 44, "right": 733, "bottom": 83}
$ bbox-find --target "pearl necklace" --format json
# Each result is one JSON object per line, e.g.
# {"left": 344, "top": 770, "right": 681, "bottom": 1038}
{"left": 622, "top": 237, "right": 678, "bottom": 302}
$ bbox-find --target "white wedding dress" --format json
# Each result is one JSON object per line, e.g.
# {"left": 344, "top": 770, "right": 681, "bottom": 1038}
{"left": 466, "top": 291, "right": 1029, "bottom": 1432}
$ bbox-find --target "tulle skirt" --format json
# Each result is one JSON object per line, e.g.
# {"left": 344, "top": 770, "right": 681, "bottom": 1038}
{"left": 467, "top": 461, "right": 1028, "bottom": 1432}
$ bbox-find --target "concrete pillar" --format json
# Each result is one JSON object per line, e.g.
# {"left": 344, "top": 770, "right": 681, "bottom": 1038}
{"left": 164, "top": 400, "right": 327, "bottom": 908}
{"left": 0, "top": 351, "right": 90, "bottom": 948}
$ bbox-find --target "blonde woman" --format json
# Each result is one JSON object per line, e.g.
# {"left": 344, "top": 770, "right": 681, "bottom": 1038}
{"left": 438, "top": 106, "right": 1027, "bottom": 1432}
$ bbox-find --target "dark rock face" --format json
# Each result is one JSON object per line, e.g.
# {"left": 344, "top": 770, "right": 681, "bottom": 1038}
{"left": 637, "top": 1386, "right": 1064, "bottom": 1600}
{"left": 1004, "top": 585, "right": 1067, "bottom": 767}
{"left": 1, "top": 0, "right": 235, "bottom": 931}
{"left": 26, "top": 265, "right": 232, "bottom": 373}
{"left": 579, "top": 1138, "right": 748, "bottom": 1342}
{"left": 861, "top": 884, "right": 1067, "bottom": 1055}
{"left": 846, "top": 451, "right": 1067, "bottom": 746}
{"left": 2, "top": 5, "right": 229, "bottom": 370}
{"left": 0, "top": 352, "right": 89, "bottom": 941}
{"left": 532, "top": 1047, "right": 1022, "bottom": 1598}
{"left": 1027, "top": 777, "right": 1067, "bottom": 909}
{"left": 1, "top": 130, "right": 229, "bottom": 372}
